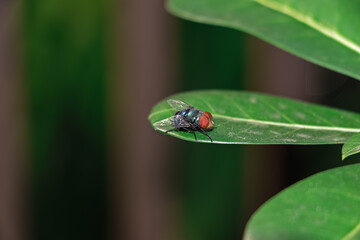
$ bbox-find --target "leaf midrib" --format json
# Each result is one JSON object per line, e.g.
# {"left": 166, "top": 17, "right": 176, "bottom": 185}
{"left": 342, "top": 221, "right": 360, "bottom": 240}
{"left": 215, "top": 115, "right": 360, "bottom": 132}
{"left": 150, "top": 109, "right": 360, "bottom": 133}
{"left": 254, "top": 0, "right": 360, "bottom": 55}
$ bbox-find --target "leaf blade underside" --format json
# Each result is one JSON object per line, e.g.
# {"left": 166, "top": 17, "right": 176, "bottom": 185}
{"left": 342, "top": 132, "right": 360, "bottom": 160}
{"left": 167, "top": 0, "right": 360, "bottom": 81}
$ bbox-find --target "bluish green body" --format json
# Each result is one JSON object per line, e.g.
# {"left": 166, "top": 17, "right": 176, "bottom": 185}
{"left": 174, "top": 108, "right": 203, "bottom": 130}
{"left": 166, "top": 99, "right": 213, "bottom": 142}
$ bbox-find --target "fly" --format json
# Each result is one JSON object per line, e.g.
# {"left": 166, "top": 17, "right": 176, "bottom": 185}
{"left": 165, "top": 99, "right": 214, "bottom": 142}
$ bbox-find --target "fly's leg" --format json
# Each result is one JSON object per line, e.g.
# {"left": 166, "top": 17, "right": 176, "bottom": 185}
{"left": 165, "top": 128, "right": 198, "bottom": 142}
{"left": 183, "top": 128, "right": 197, "bottom": 142}
{"left": 198, "top": 128, "right": 213, "bottom": 142}
{"left": 193, "top": 132, "right": 197, "bottom": 142}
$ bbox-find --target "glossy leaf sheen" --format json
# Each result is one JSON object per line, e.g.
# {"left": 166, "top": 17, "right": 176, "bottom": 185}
{"left": 148, "top": 90, "right": 360, "bottom": 144}
{"left": 342, "top": 133, "right": 360, "bottom": 160}
{"left": 167, "top": 0, "right": 360, "bottom": 81}
{"left": 244, "top": 164, "right": 360, "bottom": 240}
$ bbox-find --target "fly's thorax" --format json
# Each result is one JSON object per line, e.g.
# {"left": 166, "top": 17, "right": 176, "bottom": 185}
{"left": 181, "top": 109, "right": 189, "bottom": 117}
{"left": 186, "top": 109, "right": 202, "bottom": 124}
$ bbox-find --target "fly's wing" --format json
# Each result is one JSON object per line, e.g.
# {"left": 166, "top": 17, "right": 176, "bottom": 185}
{"left": 153, "top": 115, "right": 193, "bottom": 132}
{"left": 153, "top": 117, "right": 175, "bottom": 132}
{"left": 167, "top": 99, "right": 194, "bottom": 111}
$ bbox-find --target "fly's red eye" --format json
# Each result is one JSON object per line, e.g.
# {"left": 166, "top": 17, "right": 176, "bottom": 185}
{"left": 199, "top": 114, "right": 210, "bottom": 129}
{"left": 203, "top": 111, "right": 212, "bottom": 120}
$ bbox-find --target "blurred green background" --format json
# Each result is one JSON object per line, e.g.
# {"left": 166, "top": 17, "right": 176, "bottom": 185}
{"left": 0, "top": 0, "right": 360, "bottom": 240}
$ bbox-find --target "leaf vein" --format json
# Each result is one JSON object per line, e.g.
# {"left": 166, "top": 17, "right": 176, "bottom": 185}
{"left": 303, "top": 108, "right": 337, "bottom": 127}
{"left": 260, "top": 98, "right": 295, "bottom": 124}
{"left": 254, "top": 0, "right": 360, "bottom": 55}
{"left": 222, "top": 94, "right": 252, "bottom": 118}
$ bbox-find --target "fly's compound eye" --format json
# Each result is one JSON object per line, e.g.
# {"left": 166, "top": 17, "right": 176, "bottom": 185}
{"left": 200, "top": 112, "right": 214, "bottom": 129}
{"left": 199, "top": 114, "right": 209, "bottom": 129}
{"left": 203, "top": 111, "right": 212, "bottom": 120}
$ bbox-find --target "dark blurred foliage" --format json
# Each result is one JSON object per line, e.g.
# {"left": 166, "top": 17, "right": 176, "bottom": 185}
{"left": 178, "top": 21, "right": 245, "bottom": 240}
{"left": 285, "top": 74, "right": 360, "bottom": 184}
{"left": 12, "top": 1, "right": 360, "bottom": 240}
{"left": 177, "top": 17, "right": 360, "bottom": 240}
{"left": 23, "top": 0, "right": 108, "bottom": 239}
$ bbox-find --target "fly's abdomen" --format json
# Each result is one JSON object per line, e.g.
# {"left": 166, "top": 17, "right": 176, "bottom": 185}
{"left": 173, "top": 109, "right": 190, "bottom": 128}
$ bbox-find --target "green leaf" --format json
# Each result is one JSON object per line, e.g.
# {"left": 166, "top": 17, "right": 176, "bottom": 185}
{"left": 244, "top": 164, "right": 360, "bottom": 240}
{"left": 148, "top": 90, "right": 360, "bottom": 144}
{"left": 167, "top": 0, "right": 360, "bottom": 81}
{"left": 342, "top": 133, "right": 360, "bottom": 160}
